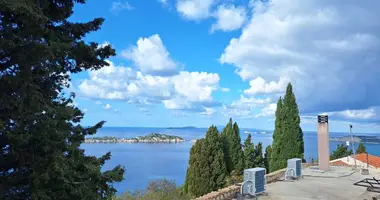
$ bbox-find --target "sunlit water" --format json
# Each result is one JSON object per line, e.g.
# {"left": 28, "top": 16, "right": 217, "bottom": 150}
{"left": 81, "top": 127, "right": 380, "bottom": 195}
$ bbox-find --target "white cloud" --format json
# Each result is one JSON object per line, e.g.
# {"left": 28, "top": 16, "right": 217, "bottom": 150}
{"left": 220, "top": 0, "right": 380, "bottom": 114}
{"left": 98, "top": 41, "right": 111, "bottom": 49}
{"left": 176, "top": 0, "right": 215, "bottom": 20}
{"left": 199, "top": 107, "right": 216, "bottom": 116}
{"left": 211, "top": 4, "right": 247, "bottom": 33}
{"left": 255, "top": 103, "right": 277, "bottom": 118}
{"left": 104, "top": 104, "right": 112, "bottom": 109}
{"left": 79, "top": 37, "right": 221, "bottom": 112}
{"left": 159, "top": 0, "right": 167, "bottom": 4}
{"left": 244, "top": 76, "right": 289, "bottom": 95}
{"left": 95, "top": 101, "right": 102, "bottom": 105}
{"left": 110, "top": 2, "right": 134, "bottom": 14}
{"left": 223, "top": 95, "right": 271, "bottom": 118}
{"left": 220, "top": 87, "right": 230, "bottom": 92}
{"left": 121, "top": 34, "right": 178, "bottom": 76}
{"left": 320, "top": 107, "right": 377, "bottom": 120}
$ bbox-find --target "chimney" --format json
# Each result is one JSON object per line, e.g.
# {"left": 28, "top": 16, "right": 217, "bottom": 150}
{"left": 317, "top": 115, "right": 329, "bottom": 171}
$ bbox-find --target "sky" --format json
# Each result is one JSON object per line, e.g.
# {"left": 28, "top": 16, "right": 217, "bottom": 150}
{"left": 67, "top": 0, "right": 380, "bottom": 133}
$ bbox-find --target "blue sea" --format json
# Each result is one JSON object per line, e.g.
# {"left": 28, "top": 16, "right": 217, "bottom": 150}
{"left": 81, "top": 126, "right": 380, "bottom": 195}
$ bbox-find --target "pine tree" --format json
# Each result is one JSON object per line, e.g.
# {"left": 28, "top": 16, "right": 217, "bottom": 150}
{"left": 254, "top": 142, "right": 265, "bottom": 168}
{"left": 184, "top": 126, "right": 227, "bottom": 197}
{"left": 270, "top": 83, "right": 304, "bottom": 172}
{"left": 243, "top": 134, "right": 255, "bottom": 169}
{"left": 0, "top": 1, "right": 124, "bottom": 199}
{"left": 356, "top": 143, "right": 366, "bottom": 154}
{"left": 221, "top": 119, "right": 244, "bottom": 175}
{"left": 264, "top": 145, "right": 272, "bottom": 173}
{"left": 330, "top": 144, "right": 353, "bottom": 160}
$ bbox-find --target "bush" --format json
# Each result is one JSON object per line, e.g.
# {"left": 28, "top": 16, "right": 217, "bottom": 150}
{"left": 118, "top": 179, "right": 191, "bottom": 200}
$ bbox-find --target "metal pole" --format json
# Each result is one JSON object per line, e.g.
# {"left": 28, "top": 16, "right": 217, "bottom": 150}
{"left": 350, "top": 124, "right": 357, "bottom": 170}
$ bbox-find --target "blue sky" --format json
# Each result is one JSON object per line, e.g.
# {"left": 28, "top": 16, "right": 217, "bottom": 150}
{"left": 67, "top": 0, "right": 380, "bottom": 133}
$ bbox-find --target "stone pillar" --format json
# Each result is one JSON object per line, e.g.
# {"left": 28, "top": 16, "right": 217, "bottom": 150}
{"left": 317, "top": 115, "right": 329, "bottom": 171}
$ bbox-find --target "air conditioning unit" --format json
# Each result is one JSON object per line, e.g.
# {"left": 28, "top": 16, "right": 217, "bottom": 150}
{"left": 287, "top": 158, "right": 302, "bottom": 178}
{"left": 242, "top": 168, "right": 266, "bottom": 196}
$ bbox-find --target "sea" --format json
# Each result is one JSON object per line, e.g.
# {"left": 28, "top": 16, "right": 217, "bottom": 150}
{"left": 81, "top": 126, "right": 380, "bottom": 195}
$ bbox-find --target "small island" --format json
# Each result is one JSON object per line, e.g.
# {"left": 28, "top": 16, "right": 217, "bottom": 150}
{"left": 329, "top": 135, "right": 380, "bottom": 144}
{"left": 84, "top": 133, "right": 185, "bottom": 144}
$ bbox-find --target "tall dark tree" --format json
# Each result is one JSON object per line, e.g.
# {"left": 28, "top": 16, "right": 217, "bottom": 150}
{"left": 0, "top": 1, "right": 124, "bottom": 199}
{"left": 270, "top": 83, "right": 304, "bottom": 172}
{"left": 356, "top": 143, "right": 366, "bottom": 154}
{"left": 243, "top": 134, "right": 255, "bottom": 169}
{"left": 254, "top": 142, "right": 265, "bottom": 168}
{"left": 264, "top": 145, "right": 272, "bottom": 173}
{"left": 221, "top": 119, "right": 244, "bottom": 175}
{"left": 330, "top": 144, "right": 353, "bottom": 160}
{"left": 184, "top": 126, "right": 227, "bottom": 197}
{"left": 184, "top": 139, "right": 210, "bottom": 197}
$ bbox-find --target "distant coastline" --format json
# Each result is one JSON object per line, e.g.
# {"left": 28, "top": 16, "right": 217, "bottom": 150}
{"left": 166, "top": 126, "right": 197, "bottom": 130}
{"left": 84, "top": 133, "right": 185, "bottom": 144}
{"left": 329, "top": 135, "right": 380, "bottom": 144}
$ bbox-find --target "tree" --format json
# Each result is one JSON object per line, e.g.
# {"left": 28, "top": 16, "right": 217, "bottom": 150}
{"left": 330, "top": 144, "right": 353, "bottom": 160}
{"left": 254, "top": 142, "right": 265, "bottom": 168}
{"left": 0, "top": 1, "right": 124, "bottom": 199}
{"left": 243, "top": 134, "right": 255, "bottom": 169}
{"left": 184, "top": 126, "right": 227, "bottom": 197}
{"left": 221, "top": 119, "right": 244, "bottom": 175}
{"left": 264, "top": 145, "right": 272, "bottom": 173}
{"left": 270, "top": 83, "right": 304, "bottom": 172}
{"left": 356, "top": 143, "right": 366, "bottom": 154}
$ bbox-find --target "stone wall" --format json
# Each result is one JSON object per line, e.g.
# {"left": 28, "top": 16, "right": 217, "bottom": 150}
{"left": 191, "top": 168, "right": 287, "bottom": 200}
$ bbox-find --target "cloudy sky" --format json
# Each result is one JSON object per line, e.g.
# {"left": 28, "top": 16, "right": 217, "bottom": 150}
{"left": 69, "top": 0, "right": 380, "bottom": 133}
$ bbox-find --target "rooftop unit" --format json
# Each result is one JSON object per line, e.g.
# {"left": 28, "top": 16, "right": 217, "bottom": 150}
{"left": 241, "top": 167, "right": 266, "bottom": 196}
{"left": 286, "top": 158, "right": 302, "bottom": 180}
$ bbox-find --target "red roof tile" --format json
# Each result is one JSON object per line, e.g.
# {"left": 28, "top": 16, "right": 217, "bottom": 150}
{"left": 330, "top": 160, "right": 351, "bottom": 166}
{"left": 355, "top": 153, "right": 380, "bottom": 168}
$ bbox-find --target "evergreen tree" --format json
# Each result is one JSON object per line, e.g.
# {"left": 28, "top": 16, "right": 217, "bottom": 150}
{"left": 264, "top": 145, "right": 272, "bottom": 173}
{"left": 254, "top": 142, "right": 265, "bottom": 168}
{"left": 184, "top": 126, "right": 227, "bottom": 197}
{"left": 0, "top": 1, "right": 124, "bottom": 199}
{"left": 356, "top": 143, "right": 366, "bottom": 154}
{"left": 243, "top": 134, "right": 255, "bottom": 169}
{"left": 184, "top": 139, "right": 210, "bottom": 197}
{"left": 221, "top": 119, "right": 244, "bottom": 175}
{"left": 270, "top": 83, "right": 304, "bottom": 172}
{"left": 330, "top": 144, "right": 353, "bottom": 160}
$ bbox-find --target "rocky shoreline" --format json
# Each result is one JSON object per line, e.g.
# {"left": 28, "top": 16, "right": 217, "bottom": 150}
{"left": 84, "top": 133, "right": 185, "bottom": 144}
{"left": 329, "top": 135, "right": 380, "bottom": 144}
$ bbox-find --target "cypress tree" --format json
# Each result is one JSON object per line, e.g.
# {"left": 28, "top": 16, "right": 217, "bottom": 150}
{"left": 356, "top": 143, "right": 366, "bottom": 154}
{"left": 221, "top": 119, "right": 244, "bottom": 175}
{"left": 0, "top": 1, "right": 124, "bottom": 199}
{"left": 243, "top": 134, "right": 255, "bottom": 169}
{"left": 254, "top": 142, "right": 265, "bottom": 168}
{"left": 270, "top": 97, "right": 285, "bottom": 172}
{"left": 184, "top": 139, "right": 210, "bottom": 197}
{"left": 264, "top": 145, "right": 272, "bottom": 173}
{"left": 184, "top": 126, "right": 226, "bottom": 197}
{"left": 270, "top": 83, "right": 304, "bottom": 172}
{"left": 232, "top": 122, "right": 244, "bottom": 175}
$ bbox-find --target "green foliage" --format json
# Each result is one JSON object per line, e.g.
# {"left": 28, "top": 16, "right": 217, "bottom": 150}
{"left": 270, "top": 83, "right": 304, "bottom": 172}
{"left": 221, "top": 119, "right": 244, "bottom": 175}
{"left": 330, "top": 144, "right": 353, "bottom": 160}
{"left": 243, "top": 134, "right": 255, "bottom": 169}
{"left": 118, "top": 180, "right": 191, "bottom": 200}
{"left": 356, "top": 143, "right": 366, "bottom": 154}
{"left": 0, "top": 1, "right": 124, "bottom": 199}
{"left": 254, "top": 142, "right": 265, "bottom": 168}
{"left": 184, "top": 126, "right": 227, "bottom": 197}
{"left": 264, "top": 145, "right": 272, "bottom": 173}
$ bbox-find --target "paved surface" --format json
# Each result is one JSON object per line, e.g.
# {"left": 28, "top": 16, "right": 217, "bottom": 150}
{"left": 254, "top": 167, "right": 380, "bottom": 200}
{"left": 302, "top": 165, "right": 356, "bottom": 178}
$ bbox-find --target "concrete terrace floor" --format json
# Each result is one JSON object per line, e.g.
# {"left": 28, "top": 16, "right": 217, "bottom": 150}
{"left": 256, "top": 166, "right": 380, "bottom": 200}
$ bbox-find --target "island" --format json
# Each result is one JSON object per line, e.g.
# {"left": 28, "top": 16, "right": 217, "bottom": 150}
{"left": 166, "top": 126, "right": 197, "bottom": 130}
{"left": 84, "top": 133, "right": 185, "bottom": 144}
{"left": 329, "top": 135, "right": 380, "bottom": 144}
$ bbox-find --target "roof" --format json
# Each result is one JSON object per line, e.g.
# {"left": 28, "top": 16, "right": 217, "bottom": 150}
{"left": 355, "top": 153, "right": 380, "bottom": 168}
{"left": 330, "top": 160, "right": 351, "bottom": 167}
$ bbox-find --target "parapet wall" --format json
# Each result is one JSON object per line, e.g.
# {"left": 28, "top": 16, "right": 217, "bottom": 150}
{"left": 191, "top": 168, "right": 287, "bottom": 200}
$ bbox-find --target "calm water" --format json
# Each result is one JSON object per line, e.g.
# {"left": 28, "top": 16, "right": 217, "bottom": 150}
{"left": 81, "top": 127, "right": 380, "bottom": 195}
